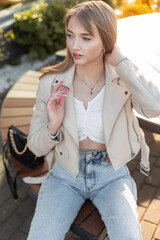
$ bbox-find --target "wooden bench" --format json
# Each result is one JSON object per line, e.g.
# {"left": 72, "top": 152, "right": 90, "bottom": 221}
{"left": 135, "top": 112, "right": 160, "bottom": 135}
{"left": 0, "top": 70, "right": 107, "bottom": 240}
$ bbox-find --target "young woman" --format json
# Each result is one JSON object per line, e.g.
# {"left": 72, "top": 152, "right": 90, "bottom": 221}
{"left": 27, "top": 1, "right": 160, "bottom": 239}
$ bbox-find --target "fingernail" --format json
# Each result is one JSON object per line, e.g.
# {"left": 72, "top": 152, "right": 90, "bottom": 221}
{"left": 60, "top": 81, "right": 64, "bottom": 84}
{"left": 64, "top": 89, "right": 71, "bottom": 92}
{"left": 57, "top": 95, "right": 64, "bottom": 98}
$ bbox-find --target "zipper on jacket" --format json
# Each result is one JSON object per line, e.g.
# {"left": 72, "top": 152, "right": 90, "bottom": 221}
{"left": 131, "top": 102, "right": 141, "bottom": 143}
{"left": 124, "top": 105, "right": 136, "bottom": 159}
{"left": 132, "top": 119, "right": 140, "bottom": 143}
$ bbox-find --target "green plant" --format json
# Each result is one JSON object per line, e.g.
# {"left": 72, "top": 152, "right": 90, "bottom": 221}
{"left": 14, "top": 0, "right": 48, "bottom": 60}
{"left": 13, "top": 0, "right": 74, "bottom": 60}
{"left": 0, "top": 28, "right": 15, "bottom": 62}
{"left": 13, "top": 0, "right": 115, "bottom": 60}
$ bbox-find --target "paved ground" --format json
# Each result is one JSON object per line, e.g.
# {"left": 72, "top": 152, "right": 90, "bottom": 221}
{"left": 0, "top": 120, "right": 160, "bottom": 240}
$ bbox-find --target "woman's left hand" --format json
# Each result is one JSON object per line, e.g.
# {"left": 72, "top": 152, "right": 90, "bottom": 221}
{"left": 105, "top": 44, "right": 125, "bottom": 67}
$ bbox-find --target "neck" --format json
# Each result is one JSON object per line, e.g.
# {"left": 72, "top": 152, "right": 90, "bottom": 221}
{"left": 75, "top": 59, "right": 105, "bottom": 85}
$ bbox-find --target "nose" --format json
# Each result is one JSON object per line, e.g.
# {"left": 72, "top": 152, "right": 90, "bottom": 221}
{"left": 72, "top": 38, "right": 81, "bottom": 50}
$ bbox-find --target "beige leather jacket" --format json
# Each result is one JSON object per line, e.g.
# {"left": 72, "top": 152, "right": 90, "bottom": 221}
{"left": 27, "top": 59, "right": 160, "bottom": 177}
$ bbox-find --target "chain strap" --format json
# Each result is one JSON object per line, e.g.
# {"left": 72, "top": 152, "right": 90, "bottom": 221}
{"left": 9, "top": 129, "right": 28, "bottom": 155}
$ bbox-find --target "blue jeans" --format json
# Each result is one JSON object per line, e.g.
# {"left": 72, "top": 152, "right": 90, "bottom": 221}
{"left": 27, "top": 150, "right": 142, "bottom": 240}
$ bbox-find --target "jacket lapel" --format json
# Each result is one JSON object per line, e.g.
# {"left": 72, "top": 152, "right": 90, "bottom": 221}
{"left": 52, "top": 65, "right": 79, "bottom": 147}
{"left": 103, "top": 62, "right": 131, "bottom": 145}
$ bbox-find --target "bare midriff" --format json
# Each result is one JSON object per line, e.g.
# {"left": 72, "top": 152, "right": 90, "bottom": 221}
{"left": 79, "top": 137, "right": 106, "bottom": 151}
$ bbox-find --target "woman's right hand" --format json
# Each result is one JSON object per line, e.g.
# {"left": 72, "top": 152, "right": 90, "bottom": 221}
{"left": 47, "top": 81, "right": 66, "bottom": 135}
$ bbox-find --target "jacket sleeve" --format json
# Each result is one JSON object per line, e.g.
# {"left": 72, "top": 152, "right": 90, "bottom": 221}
{"left": 115, "top": 59, "right": 160, "bottom": 118}
{"left": 27, "top": 77, "right": 62, "bottom": 157}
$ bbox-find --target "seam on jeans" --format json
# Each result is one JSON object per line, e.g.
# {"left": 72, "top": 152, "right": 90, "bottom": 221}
{"left": 124, "top": 165, "right": 134, "bottom": 196}
{"left": 125, "top": 167, "right": 142, "bottom": 239}
{"left": 130, "top": 177, "right": 134, "bottom": 197}
{"left": 92, "top": 163, "right": 96, "bottom": 190}
{"left": 124, "top": 165, "right": 130, "bottom": 177}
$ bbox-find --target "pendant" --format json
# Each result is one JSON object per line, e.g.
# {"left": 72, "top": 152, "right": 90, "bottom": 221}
{"left": 90, "top": 88, "right": 93, "bottom": 94}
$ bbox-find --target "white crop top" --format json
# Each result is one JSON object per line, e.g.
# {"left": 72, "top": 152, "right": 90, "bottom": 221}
{"left": 74, "top": 86, "right": 105, "bottom": 144}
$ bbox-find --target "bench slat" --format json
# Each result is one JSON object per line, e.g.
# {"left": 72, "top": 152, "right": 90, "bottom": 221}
{"left": 12, "top": 83, "right": 38, "bottom": 92}
{"left": 1, "top": 107, "right": 33, "bottom": 117}
{"left": 1, "top": 116, "right": 31, "bottom": 128}
{"left": 138, "top": 117, "right": 160, "bottom": 134}
{"left": 23, "top": 70, "right": 41, "bottom": 77}
{"left": 2, "top": 98, "right": 35, "bottom": 107}
{"left": 7, "top": 90, "right": 36, "bottom": 99}
{"left": 18, "top": 77, "right": 40, "bottom": 85}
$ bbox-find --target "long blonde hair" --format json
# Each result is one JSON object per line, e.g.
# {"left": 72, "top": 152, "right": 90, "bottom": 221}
{"left": 40, "top": 0, "right": 117, "bottom": 78}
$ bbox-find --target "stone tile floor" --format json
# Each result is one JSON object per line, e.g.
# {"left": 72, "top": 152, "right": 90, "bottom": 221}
{"left": 0, "top": 129, "right": 160, "bottom": 240}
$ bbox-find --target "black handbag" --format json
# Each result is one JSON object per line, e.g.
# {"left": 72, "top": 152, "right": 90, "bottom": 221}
{"left": 7, "top": 125, "right": 44, "bottom": 168}
{"left": 2, "top": 125, "right": 44, "bottom": 199}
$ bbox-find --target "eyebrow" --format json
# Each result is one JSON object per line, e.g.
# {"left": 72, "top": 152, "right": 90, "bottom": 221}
{"left": 67, "top": 29, "right": 93, "bottom": 36}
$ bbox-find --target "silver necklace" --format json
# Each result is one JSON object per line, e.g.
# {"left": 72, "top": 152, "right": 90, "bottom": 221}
{"left": 75, "top": 72, "right": 105, "bottom": 95}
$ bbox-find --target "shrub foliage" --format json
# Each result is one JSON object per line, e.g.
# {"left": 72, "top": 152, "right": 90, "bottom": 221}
{"left": 0, "top": 28, "right": 15, "bottom": 62}
{"left": 13, "top": 0, "right": 114, "bottom": 60}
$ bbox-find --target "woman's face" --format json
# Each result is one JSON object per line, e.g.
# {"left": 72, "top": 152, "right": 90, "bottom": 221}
{"left": 66, "top": 16, "right": 104, "bottom": 66}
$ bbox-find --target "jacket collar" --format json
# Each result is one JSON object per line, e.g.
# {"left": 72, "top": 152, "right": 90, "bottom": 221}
{"left": 104, "top": 61, "right": 119, "bottom": 83}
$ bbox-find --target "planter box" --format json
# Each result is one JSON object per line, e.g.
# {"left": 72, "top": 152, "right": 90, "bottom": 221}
{"left": 0, "top": 27, "right": 29, "bottom": 66}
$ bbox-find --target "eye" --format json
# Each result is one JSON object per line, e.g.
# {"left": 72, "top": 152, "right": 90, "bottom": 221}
{"left": 67, "top": 34, "right": 73, "bottom": 38}
{"left": 83, "top": 37, "right": 91, "bottom": 41}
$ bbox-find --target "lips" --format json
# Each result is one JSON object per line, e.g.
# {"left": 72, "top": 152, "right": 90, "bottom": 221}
{"left": 73, "top": 53, "right": 83, "bottom": 59}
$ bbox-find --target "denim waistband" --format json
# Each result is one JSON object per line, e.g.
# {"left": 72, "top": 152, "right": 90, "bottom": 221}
{"left": 79, "top": 150, "right": 108, "bottom": 163}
